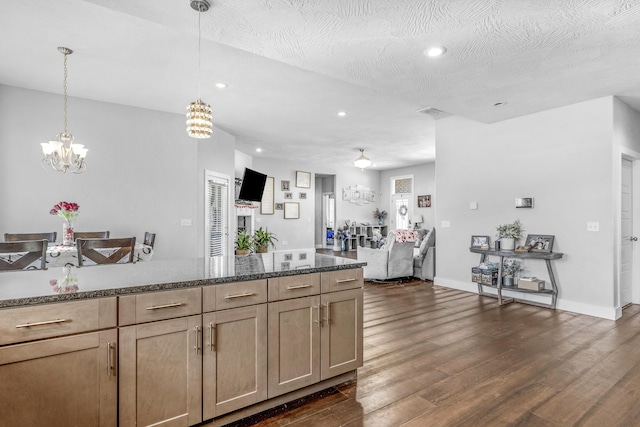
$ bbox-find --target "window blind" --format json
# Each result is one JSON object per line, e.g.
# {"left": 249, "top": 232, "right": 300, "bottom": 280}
{"left": 206, "top": 174, "right": 229, "bottom": 257}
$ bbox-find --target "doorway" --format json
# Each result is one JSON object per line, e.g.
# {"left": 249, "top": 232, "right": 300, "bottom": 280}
{"left": 621, "top": 158, "right": 637, "bottom": 308}
{"left": 315, "top": 174, "right": 336, "bottom": 249}
{"left": 390, "top": 175, "right": 414, "bottom": 230}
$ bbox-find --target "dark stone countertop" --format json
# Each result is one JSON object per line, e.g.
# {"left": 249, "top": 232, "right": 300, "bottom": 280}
{"left": 0, "top": 251, "right": 365, "bottom": 309}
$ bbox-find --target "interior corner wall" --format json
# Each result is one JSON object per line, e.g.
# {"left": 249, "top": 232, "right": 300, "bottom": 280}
{"left": 435, "top": 97, "right": 617, "bottom": 319}
{"left": 251, "top": 157, "right": 380, "bottom": 250}
{"left": 380, "top": 163, "right": 435, "bottom": 230}
{"left": 0, "top": 84, "right": 235, "bottom": 260}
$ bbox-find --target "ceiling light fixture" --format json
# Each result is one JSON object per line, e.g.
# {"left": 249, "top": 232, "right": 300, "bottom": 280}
{"left": 354, "top": 149, "right": 372, "bottom": 169}
{"left": 424, "top": 46, "right": 447, "bottom": 57}
{"left": 186, "top": 0, "right": 213, "bottom": 139}
{"left": 337, "top": 111, "right": 347, "bottom": 117}
{"left": 215, "top": 83, "right": 227, "bottom": 89}
{"left": 41, "top": 47, "right": 88, "bottom": 174}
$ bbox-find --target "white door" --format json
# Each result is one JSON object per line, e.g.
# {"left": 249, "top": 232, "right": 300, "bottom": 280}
{"left": 205, "top": 171, "right": 231, "bottom": 257}
{"left": 620, "top": 158, "right": 635, "bottom": 307}
{"left": 390, "top": 175, "right": 414, "bottom": 230}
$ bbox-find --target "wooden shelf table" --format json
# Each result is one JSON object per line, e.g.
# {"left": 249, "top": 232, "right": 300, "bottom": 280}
{"left": 470, "top": 247, "right": 564, "bottom": 309}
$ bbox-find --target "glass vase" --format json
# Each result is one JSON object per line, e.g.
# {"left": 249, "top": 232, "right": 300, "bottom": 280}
{"left": 378, "top": 218, "right": 383, "bottom": 225}
{"left": 62, "top": 220, "right": 74, "bottom": 246}
{"left": 340, "top": 239, "right": 346, "bottom": 252}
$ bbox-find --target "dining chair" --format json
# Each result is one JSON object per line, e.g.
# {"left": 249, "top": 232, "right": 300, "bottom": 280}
{"left": 76, "top": 237, "right": 136, "bottom": 266}
{"left": 5, "top": 232, "right": 57, "bottom": 243}
{"left": 74, "top": 231, "right": 110, "bottom": 240}
{"left": 0, "top": 240, "right": 48, "bottom": 271}
{"left": 143, "top": 232, "right": 156, "bottom": 248}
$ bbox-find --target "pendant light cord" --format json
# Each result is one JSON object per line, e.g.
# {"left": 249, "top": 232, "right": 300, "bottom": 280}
{"left": 63, "top": 52, "right": 68, "bottom": 134}
{"left": 198, "top": 9, "right": 202, "bottom": 100}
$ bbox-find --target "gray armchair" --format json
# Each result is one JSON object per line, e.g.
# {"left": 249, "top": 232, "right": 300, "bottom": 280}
{"left": 413, "top": 228, "right": 435, "bottom": 280}
{"left": 357, "top": 231, "right": 415, "bottom": 280}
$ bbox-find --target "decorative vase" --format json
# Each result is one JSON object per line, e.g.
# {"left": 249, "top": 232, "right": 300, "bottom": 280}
{"left": 62, "top": 220, "right": 74, "bottom": 246}
{"left": 256, "top": 245, "right": 268, "bottom": 253}
{"left": 503, "top": 277, "right": 515, "bottom": 287}
{"left": 500, "top": 238, "right": 515, "bottom": 251}
{"left": 340, "top": 239, "right": 346, "bottom": 251}
{"left": 235, "top": 249, "right": 250, "bottom": 255}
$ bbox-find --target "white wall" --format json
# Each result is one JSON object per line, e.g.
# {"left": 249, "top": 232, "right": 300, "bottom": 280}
{"left": 380, "top": 163, "right": 435, "bottom": 230}
{"left": 435, "top": 97, "right": 617, "bottom": 318}
{"left": 251, "top": 157, "right": 380, "bottom": 250}
{"left": 0, "top": 85, "right": 235, "bottom": 260}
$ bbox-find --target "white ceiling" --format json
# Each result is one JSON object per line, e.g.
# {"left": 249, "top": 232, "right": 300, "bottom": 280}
{"left": 2, "top": 0, "right": 640, "bottom": 170}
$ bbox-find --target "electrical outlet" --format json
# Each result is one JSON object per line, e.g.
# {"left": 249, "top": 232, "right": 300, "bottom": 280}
{"left": 281, "top": 241, "right": 288, "bottom": 246}
{"left": 180, "top": 218, "right": 192, "bottom": 227}
{"left": 441, "top": 220, "right": 451, "bottom": 228}
{"left": 587, "top": 221, "right": 599, "bottom": 232}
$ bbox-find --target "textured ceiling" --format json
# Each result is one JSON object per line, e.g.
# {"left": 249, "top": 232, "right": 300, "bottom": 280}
{"left": 1, "top": 0, "right": 640, "bottom": 170}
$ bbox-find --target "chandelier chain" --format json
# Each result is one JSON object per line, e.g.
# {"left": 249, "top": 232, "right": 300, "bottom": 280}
{"left": 63, "top": 51, "right": 68, "bottom": 134}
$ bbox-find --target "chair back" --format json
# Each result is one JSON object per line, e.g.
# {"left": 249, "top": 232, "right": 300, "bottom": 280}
{"left": 143, "top": 232, "right": 156, "bottom": 248}
{"left": 5, "top": 232, "right": 57, "bottom": 243}
{"left": 0, "top": 240, "right": 48, "bottom": 271}
{"left": 74, "top": 231, "right": 110, "bottom": 240}
{"left": 77, "top": 237, "right": 136, "bottom": 266}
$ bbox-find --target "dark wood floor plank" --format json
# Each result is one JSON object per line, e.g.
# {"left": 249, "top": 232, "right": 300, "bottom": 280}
{"left": 237, "top": 277, "right": 640, "bottom": 427}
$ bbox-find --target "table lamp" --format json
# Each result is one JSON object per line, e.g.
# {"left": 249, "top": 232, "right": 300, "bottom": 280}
{"left": 412, "top": 214, "right": 423, "bottom": 229}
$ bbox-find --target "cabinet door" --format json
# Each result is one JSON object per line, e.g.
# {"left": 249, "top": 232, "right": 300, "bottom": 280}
{"left": 268, "top": 295, "right": 321, "bottom": 398}
{"left": 203, "top": 304, "right": 267, "bottom": 419}
{"left": 0, "top": 329, "right": 117, "bottom": 427}
{"left": 119, "top": 315, "right": 202, "bottom": 427}
{"left": 321, "top": 288, "right": 363, "bottom": 380}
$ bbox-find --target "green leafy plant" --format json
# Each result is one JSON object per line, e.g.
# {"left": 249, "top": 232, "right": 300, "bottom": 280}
{"left": 496, "top": 219, "right": 523, "bottom": 240}
{"left": 502, "top": 259, "right": 520, "bottom": 278}
{"left": 234, "top": 230, "right": 253, "bottom": 252}
{"left": 253, "top": 227, "right": 278, "bottom": 252}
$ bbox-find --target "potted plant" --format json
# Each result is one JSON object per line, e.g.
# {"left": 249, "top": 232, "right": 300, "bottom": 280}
{"left": 253, "top": 227, "right": 278, "bottom": 253}
{"left": 502, "top": 259, "right": 520, "bottom": 287}
{"left": 234, "top": 230, "right": 253, "bottom": 255}
{"left": 496, "top": 219, "right": 523, "bottom": 251}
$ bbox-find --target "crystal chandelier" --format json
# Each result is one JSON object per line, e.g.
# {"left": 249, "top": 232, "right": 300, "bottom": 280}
{"left": 354, "top": 149, "right": 372, "bottom": 169}
{"left": 41, "top": 47, "right": 88, "bottom": 174}
{"left": 186, "top": 0, "right": 213, "bottom": 139}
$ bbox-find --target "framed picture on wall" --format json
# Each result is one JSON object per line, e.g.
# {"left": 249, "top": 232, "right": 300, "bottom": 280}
{"left": 275, "top": 203, "right": 284, "bottom": 210}
{"left": 299, "top": 192, "right": 307, "bottom": 199}
{"left": 284, "top": 202, "right": 300, "bottom": 219}
{"left": 284, "top": 192, "right": 293, "bottom": 199}
{"left": 296, "top": 171, "right": 311, "bottom": 188}
{"left": 417, "top": 194, "right": 431, "bottom": 208}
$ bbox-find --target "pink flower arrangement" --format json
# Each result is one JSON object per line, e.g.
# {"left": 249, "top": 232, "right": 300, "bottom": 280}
{"left": 50, "top": 201, "right": 80, "bottom": 221}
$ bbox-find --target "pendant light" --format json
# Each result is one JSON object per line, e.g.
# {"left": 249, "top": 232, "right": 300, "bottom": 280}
{"left": 41, "top": 47, "right": 88, "bottom": 174}
{"left": 186, "top": 0, "right": 213, "bottom": 139}
{"left": 354, "top": 148, "right": 372, "bottom": 169}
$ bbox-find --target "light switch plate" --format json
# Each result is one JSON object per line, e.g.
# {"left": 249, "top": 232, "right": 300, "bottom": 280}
{"left": 441, "top": 220, "right": 451, "bottom": 228}
{"left": 470, "top": 202, "right": 478, "bottom": 210}
{"left": 180, "top": 218, "right": 192, "bottom": 227}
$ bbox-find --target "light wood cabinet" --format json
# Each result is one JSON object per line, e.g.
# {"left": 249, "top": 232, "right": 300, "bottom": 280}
{"left": 267, "top": 295, "right": 321, "bottom": 398}
{"left": 0, "top": 329, "right": 117, "bottom": 427}
{"left": 321, "top": 288, "right": 363, "bottom": 379}
{"left": 202, "top": 304, "right": 268, "bottom": 418}
{"left": 119, "top": 315, "right": 202, "bottom": 427}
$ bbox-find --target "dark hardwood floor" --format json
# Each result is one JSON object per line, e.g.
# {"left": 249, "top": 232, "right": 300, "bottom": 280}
{"left": 229, "top": 251, "right": 640, "bottom": 426}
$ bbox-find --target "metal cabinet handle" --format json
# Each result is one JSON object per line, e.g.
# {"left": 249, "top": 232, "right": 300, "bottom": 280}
{"left": 146, "top": 302, "right": 184, "bottom": 310}
{"left": 336, "top": 278, "right": 356, "bottom": 284}
{"left": 208, "top": 322, "right": 216, "bottom": 352}
{"left": 16, "top": 318, "right": 67, "bottom": 328}
{"left": 194, "top": 325, "right": 200, "bottom": 354}
{"left": 630, "top": 237, "right": 638, "bottom": 241}
{"left": 286, "top": 284, "right": 311, "bottom": 290}
{"left": 314, "top": 305, "right": 320, "bottom": 325}
{"left": 324, "top": 302, "right": 330, "bottom": 325}
{"left": 224, "top": 292, "right": 256, "bottom": 299}
{"left": 107, "top": 342, "right": 114, "bottom": 377}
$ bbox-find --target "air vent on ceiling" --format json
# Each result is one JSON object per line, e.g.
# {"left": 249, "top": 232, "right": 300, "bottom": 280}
{"left": 416, "top": 106, "right": 452, "bottom": 119}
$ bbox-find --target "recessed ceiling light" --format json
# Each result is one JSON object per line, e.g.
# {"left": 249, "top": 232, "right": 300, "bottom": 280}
{"left": 256, "top": 148, "right": 262, "bottom": 152}
{"left": 337, "top": 111, "right": 347, "bottom": 117}
{"left": 215, "top": 83, "right": 227, "bottom": 89}
{"left": 424, "top": 46, "right": 447, "bottom": 57}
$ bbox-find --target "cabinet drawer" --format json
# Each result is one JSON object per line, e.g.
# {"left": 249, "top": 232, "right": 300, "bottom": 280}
{"left": 268, "top": 273, "right": 321, "bottom": 302}
{"left": 321, "top": 269, "right": 363, "bottom": 293}
{"left": 203, "top": 279, "right": 267, "bottom": 312}
{"left": 0, "top": 298, "right": 117, "bottom": 346}
{"left": 119, "top": 288, "right": 201, "bottom": 326}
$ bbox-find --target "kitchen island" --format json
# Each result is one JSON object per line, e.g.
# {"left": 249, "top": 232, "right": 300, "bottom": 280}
{"left": 0, "top": 251, "right": 366, "bottom": 427}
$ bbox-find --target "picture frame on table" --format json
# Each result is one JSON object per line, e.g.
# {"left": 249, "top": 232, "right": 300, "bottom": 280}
{"left": 470, "top": 235, "right": 490, "bottom": 249}
{"left": 296, "top": 171, "right": 311, "bottom": 188}
{"left": 524, "top": 234, "right": 554, "bottom": 252}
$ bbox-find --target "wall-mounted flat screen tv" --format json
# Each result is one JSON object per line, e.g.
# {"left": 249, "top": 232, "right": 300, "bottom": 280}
{"left": 237, "top": 168, "right": 267, "bottom": 202}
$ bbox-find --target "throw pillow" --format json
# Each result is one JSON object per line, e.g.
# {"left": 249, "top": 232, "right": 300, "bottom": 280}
{"left": 419, "top": 237, "right": 429, "bottom": 257}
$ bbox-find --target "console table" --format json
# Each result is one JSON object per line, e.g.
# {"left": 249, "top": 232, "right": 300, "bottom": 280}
{"left": 469, "top": 248, "right": 563, "bottom": 309}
